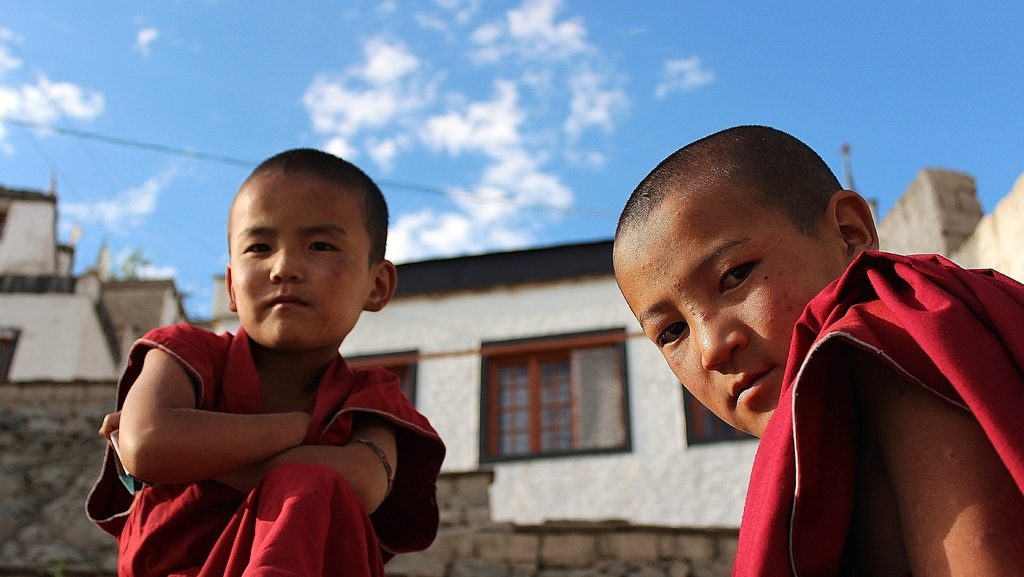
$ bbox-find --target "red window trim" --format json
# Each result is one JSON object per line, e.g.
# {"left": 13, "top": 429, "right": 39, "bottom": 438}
{"left": 346, "top": 350, "right": 418, "bottom": 405}
{"left": 481, "top": 328, "right": 630, "bottom": 462}
{"left": 681, "top": 386, "right": 751, "bottom": 445}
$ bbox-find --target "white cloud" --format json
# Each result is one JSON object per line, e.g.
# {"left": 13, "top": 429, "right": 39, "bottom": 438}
{"left": 0, "top": 29, "right": 105, "bottom": 143}
{"left": 303, "top": 36, "right": 434, "bottom": 163}
{"left": 420, "top": 80, "right": 522, "bottom": 157}
{"left": 368, "top": 136, "right": 406, "bottom": 172}
{"left": 0, "top": 45, "right": 22, "bottom": 76}
{"left": 61, "top": 168, "right": 178, "bottom": 233}
{"left": 564, "top": 69, "right": 628, "bottom": 140}
{"left": 388, "top": 209, "right": 469, "bottom": 262}
{"left": 0, "top": 74, "right": 105, "bottom": 144}
{"left": 387, "top": 206, "right": 532, "bottom": 263}
{"left": 470, "top": 0, "right": 588, "bottom": 64}
{"left": 415, "top": 13, "right": 451, "bottom": 35}
{"left": 363, "top": 38, "right": 419, "bottom": 84}
{"left": 483, "top": 150, "right": 570, "bottom": 206}
{"left": 136, "top": 27, "right": 159, "bottom": 57}
{"left": 136, "top": 263, "right": 178, "bottom": 279}
{"left": 416, "top": 0, "right": 480, "bottom": 36}
{"left": 565, "top": 148, "right": 606, "bottom": 168}
{"left": 436, "top": 0, "right": 480, "bottom": 23}
{"left": 302, "top": 3, "right": 625, "bottom": 263}
{"left": 394, "top": 80, "right": 572, "bottom": 258}
{"left": 655, "top": 56, "right": 714, "bottom": 99}
{"left": 323, "top": 135, "right": 356, "bottom": 160}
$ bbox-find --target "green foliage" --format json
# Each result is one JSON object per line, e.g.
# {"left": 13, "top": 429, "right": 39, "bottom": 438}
{"left": 117, "top": 249, "right": 152, "bottom": 280}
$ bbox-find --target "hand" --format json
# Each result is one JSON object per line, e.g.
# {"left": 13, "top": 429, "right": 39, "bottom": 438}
{"left": 98, "top": 411, "right": 121, "bottom": 440}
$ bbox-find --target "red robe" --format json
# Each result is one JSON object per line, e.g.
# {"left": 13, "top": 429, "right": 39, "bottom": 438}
{"left": 86, "top": 324, "right": 446, "bottom": 577}
{"left": 733, "top": 251, "right": 1024, "bottom": 576}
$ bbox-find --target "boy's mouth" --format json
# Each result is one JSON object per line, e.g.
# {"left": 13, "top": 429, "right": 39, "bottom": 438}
{"left": 731, "top": 368, "right": 775, "bottom": 404}
{"left": 268, "top": 294, "right": 309, "bottom": 307}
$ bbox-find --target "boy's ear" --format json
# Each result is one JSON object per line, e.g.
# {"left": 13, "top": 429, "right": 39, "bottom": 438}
{"left": 364, "top": 259, "right": 397, "bottom": 312}
{"left": 225, "top": 265, "right": 238, "bottom": 313}
{"left": 827, "top": 190, "right": 879, "bottom": 257}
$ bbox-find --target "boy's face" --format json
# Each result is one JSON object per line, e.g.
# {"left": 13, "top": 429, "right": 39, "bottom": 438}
{"left": 614, "top": 181, "right": 862, "bottom": 437}
{"left": 226, "top": 171, "right": 394, "bottom": 357}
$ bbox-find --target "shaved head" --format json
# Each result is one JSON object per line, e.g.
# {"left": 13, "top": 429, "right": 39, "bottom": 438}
{"left": 616, "top": 125, "right": 842, "bottom": 242}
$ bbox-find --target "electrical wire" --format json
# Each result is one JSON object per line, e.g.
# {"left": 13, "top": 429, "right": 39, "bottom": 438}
{"left": 0, "top": 116, "right": 618, "bottom": 219}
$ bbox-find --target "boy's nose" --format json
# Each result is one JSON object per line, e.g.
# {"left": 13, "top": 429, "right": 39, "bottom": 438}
{"left": 269, "top": 252, "right": 304, "bottom": 283}
{"left": 699, "top": 324, "right": 747, "bottom": 371}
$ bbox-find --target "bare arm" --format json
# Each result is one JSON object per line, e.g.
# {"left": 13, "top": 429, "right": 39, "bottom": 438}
{"left": 117, "top": 348, "right": 310, "bottom": 484}
{"left": 214, "top": 416, "right": 398, "bottom": 513}
{"left": 857, "top": 356, "right": 1024, "bottom": 576}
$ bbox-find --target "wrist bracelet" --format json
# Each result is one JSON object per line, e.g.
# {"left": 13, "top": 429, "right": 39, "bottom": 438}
{"left": 349, "top": 436, "right": 394, "bottom": 497}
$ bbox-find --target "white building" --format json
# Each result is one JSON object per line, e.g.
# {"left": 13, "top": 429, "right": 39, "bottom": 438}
{"left": 0, "top": 184, "right": 186, "bottom": 383}
{"left": 210, "top": 240, "right": 759, "bottom": 527}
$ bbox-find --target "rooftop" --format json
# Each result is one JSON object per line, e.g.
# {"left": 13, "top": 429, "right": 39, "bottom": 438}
{"left": 394, "top": 239, "right": 614, "bottom": 298}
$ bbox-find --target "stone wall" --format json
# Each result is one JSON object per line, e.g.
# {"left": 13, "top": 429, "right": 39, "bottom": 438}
{"left": 877, "top": 168, "right": 982, "bottom": 256}
{"left": 952, "top": 172, "right": 1024, "bottom": 282}
{"left": 387, "top": 471, "right": 738, "bottom": 577}
{"left": 0, "top": 383, "right": 737, "bottom": 576}
{"left": 0, "top": 382, "right": 118, "bottom": 575}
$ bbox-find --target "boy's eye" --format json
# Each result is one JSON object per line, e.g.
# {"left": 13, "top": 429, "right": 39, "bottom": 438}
{"left": 244, "top": 243, "right": 270, "bottom": 254}
{"left": 657, "top": 322, "right": 689, "bottom": 347}
{"left": 310, "top": 241, "right": 336, "bottom": 251}
{"left": 721, "top": 262, "right": 755, "bottom": 291}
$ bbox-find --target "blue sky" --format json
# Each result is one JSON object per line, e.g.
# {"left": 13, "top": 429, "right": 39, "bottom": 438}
{"left": 1, "top": 1, "right": 1022, "bottom": 318}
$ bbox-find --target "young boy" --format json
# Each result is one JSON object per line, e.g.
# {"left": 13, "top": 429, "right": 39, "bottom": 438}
{"left": 86, "top": 149, "right": 446, "bottom": 577}
{"left": 613, "top": 126, "right": 1024, "bottom": 576}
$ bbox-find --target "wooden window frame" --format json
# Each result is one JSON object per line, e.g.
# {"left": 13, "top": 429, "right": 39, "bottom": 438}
{"left": 346, "top": 350, "right": 418, "bottom": 405}
{"left": 681, "top": 385, "right": 752, "bottom": 445}
{"left": 480, "top": 328, "right": 632, "bottom": 463}
{"left": 0, "top": 328, "right": 20, "bottom": 382}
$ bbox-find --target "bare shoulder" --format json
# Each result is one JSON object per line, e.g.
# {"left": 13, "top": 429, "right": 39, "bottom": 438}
{"left": 124, "top": 347, "right": 196, "bottom": 411}
{"left": 855, "top": 352, "right": 1024, "bottom": 576}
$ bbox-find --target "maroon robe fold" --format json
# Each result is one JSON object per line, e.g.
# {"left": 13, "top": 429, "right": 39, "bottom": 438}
{"left": 86, "top": 324, "right": 445, "bottom": 577}
{"left": 733, "top": 251, "right": 1024, "bottom": 576}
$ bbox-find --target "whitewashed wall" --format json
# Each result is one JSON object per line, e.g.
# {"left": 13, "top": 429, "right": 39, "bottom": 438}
{"left": 0, "top": 293, "right": 118, "bottom": 381}
{"left": 0, "top": 200, "right": 56, "bottom": 275}
{"left": 342, "top": 276, "right": 757, "bottom": 528}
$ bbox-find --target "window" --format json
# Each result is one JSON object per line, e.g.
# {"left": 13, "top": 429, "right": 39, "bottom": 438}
{"left": 681, "top": 386, "right": 751, "bottom": 445}
{"left": 481, "top": 329, "right": 630, "bottom": 462}
{"left": 0, "top": 209, "right": 7, "bottom": 240}
{"left": 346, "top": 350, "right": 417, "bottom": 405}
{"left": 0, "top": 328, "right": 19, "bottom": 382}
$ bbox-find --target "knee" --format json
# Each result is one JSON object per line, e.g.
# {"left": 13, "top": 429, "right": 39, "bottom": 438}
{"left": 253, "top": 463, "right": 367, "bottom": 521}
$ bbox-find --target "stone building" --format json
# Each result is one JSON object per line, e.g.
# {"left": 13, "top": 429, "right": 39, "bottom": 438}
{"left": 0, "top": 184, "right": 188, "bottom": 383}
{"left": 0, "top": 185, "right": 116, "bottom": 382}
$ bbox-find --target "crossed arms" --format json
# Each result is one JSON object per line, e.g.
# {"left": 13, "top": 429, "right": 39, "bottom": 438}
{"left": 99, "top": 348, "right": 397, "bottom": 514}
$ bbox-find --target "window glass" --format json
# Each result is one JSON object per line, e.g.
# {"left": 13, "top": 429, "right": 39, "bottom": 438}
{"left": 482, "top": 330, "right": 629, "bottom": 462}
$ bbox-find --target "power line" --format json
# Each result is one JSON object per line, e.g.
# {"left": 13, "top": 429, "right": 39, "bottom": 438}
{"left": 1, "top": 116, "right": 256, "bottom": 167}
{"left": 0, "top": 116, "right": 618, "bottom": 219}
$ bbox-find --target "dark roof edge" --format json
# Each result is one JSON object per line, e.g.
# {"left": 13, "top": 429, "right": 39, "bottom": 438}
{"left": 0, "top": 186, "right": 55, "bottom": 202}
{"left": 393, "top": 238, "right": 614, "bottom": 298}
